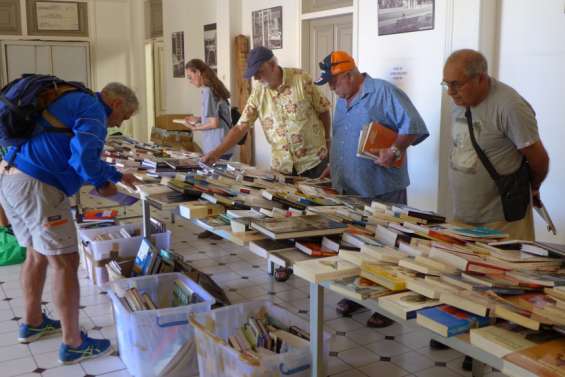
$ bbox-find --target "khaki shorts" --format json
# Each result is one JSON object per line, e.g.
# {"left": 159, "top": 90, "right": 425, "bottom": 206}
{"left": 0, "top": 162, "right": 77, "bottom": 256}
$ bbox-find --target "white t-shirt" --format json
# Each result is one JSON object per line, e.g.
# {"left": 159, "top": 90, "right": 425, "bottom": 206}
{"left": 449, "top": 78, "right": 540, "bottom": 224}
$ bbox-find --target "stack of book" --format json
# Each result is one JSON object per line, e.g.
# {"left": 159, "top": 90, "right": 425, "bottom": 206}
{"left": 117, "top": 279, "right": 201, "bottom": 312}
{"left": 226, "top": 315, "right": 310, "bottom": 361}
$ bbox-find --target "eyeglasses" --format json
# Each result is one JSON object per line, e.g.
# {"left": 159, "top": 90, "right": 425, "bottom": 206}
{"left": 440, "top": 76, "right": 476, "bottom": 91}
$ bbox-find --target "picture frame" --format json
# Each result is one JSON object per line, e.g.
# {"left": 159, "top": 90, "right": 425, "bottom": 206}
{"left": 377, "top": 0, "right": 434, "bottom": 36}
{"left": 203, "top": 23, "right": 217, "bottom": 72}
{"left": 0, "top": 0, "right": 22, "bottom": 35}
{"left": 26, "top": 0, "right": 88, "bottom": 37}
{"left": 252, "top": 6, "right": 283, "bottom": 50}
{"left": 171, "top": 31, "right": 185, "bottom": 78}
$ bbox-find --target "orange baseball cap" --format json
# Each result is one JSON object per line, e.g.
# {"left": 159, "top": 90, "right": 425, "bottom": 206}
{"left": 314, "top": 51, "right": 356, "bottom": 85}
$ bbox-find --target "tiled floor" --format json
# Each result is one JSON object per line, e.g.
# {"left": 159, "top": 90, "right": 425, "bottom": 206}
{"left": 0, "top": 194, "right": 510, "bottom": 377}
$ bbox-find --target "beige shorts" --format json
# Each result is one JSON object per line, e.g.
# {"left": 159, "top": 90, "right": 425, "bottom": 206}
{"left": 0, "top": 162, "right": 77, "bottom": 256}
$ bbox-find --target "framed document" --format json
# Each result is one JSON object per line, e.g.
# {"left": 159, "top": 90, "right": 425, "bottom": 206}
{"left": 26, "top": 0, "right": 88, "bottom": 37}
{"left": 36, "top": 1, "right": 79, "bottom": 31}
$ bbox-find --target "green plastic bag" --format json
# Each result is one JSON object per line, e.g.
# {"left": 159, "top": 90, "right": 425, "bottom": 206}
{"left": 0, "top": 227, "right": 26, "bottom": 266}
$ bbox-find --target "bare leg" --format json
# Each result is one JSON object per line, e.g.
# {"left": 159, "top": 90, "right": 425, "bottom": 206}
{"left": 0, "top": 205, "right": 9, "bottom": 227}
{"left": 21, "top": 248, "right": 48, "bottom": 326}
{"left": 48, "top": 252, "right": 81, "bottom": 347}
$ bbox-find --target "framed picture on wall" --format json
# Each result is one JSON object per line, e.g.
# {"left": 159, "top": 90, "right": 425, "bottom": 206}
{"left": 203, "top": 23, "right": 217, "bottom": 72}
{"left": 172, "top": 31, "right": 185, "bottom": 78}
{"left": 26, "top": 0, "right": 88, "bottom": 37}
{"left": 252, "top": 6, "right": 283, "bottom": 50}
{"left": 377, "top": 0, "right": 434, "bottom": 36}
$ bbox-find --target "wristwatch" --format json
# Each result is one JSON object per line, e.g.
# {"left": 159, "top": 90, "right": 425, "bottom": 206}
{"left": 390, "top": 145, "right": 402, "bottom": 161}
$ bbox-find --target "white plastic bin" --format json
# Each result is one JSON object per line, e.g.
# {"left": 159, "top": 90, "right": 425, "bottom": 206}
{"left": 190, "top": 300, "right": 332, "bottom": 377}
{"left": 79, "top": 223, "right": 171, "bottom": 286}
{"left": 108, "top": 273, "right": 215, "bottom": 377}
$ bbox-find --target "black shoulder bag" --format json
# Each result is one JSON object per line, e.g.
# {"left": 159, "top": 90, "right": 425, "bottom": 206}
{"left": 464, "top": 108, "right": 531, "bottom": 222}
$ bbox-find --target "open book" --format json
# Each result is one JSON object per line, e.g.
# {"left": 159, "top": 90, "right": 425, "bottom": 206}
{"left": 172, "top": 118, "right": 197, "bottom": 127}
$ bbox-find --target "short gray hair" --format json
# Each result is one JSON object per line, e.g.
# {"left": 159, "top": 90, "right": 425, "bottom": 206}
{"left": 101, "top": 82, "right": 139, "bottom": 112}
{"left": 446, "top": 49, "right": 488, "bottom": 77}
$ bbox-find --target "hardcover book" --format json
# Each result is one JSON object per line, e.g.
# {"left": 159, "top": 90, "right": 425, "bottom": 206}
{"left": 356, "top": 122, "right": 403, "bottom": 168}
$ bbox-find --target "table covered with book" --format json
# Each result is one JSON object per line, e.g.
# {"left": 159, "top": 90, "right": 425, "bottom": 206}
{"left": 79, "top": 134, "right": 565, "bottom": 377}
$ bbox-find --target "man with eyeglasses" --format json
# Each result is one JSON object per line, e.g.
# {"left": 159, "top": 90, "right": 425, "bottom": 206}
{"left": 315, "top": 51, "right": 429, "bottom": 328}
{"left": 441, "top": 48, "right": 550, "bottom": 372}
{"left": 442, "top": 49, "right": 549, "bottom": 241}
{"left": 201, "top": 46, "right": 331, "bottom": 179}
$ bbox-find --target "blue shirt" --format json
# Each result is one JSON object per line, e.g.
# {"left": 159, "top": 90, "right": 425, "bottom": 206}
{"left": 330, "top": 75, "right": 429, "bottom": 197}
{"left": 4, "top": 92, "right": 122, "bottom": 196}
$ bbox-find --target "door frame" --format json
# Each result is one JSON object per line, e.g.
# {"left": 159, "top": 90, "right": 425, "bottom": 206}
{"left": 298, "top": 0, "right": 358, "bottom": 69}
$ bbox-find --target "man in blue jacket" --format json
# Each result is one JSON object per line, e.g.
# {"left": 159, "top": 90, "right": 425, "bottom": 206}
{"left": 0, "top": 82, "right": 139, "bottom": 364}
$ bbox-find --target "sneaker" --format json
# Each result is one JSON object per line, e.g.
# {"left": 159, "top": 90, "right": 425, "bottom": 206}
{"left": 18, "top": 313, "right": 61, "bottom": 343}
{"left": 58, "top": 331, "right": 112, "bottom": 365}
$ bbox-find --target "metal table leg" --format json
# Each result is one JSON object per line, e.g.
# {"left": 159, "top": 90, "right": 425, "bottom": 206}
{"left": 310, "top": 283, "right": 324, "bottom": 377}
{"left": 142, "top": 198, "right": 152, "bottom": 238}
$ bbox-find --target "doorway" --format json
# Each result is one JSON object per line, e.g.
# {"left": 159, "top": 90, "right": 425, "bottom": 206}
{"left": 302, "top": 14, "right": 353, "bottom": 112}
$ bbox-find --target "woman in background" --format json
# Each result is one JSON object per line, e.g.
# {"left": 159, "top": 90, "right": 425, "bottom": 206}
{"left": 185, "top": 59, "right": 233, "bottom": 239}
{"left": 184, "top": 59, "right": 234, "bottom": 160}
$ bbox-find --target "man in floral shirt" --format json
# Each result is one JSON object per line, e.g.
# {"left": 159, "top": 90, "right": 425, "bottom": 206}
{"left": 202, "top": 47, "right": 331, "bottom": 178}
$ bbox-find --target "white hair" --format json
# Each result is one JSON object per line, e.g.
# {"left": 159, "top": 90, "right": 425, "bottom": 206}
{"left": 101, "top": 82, "right": 139, "bottom": 112}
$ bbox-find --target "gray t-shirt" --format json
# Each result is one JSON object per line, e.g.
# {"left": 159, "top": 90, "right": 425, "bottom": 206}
{"left": 197, "top": 87, "right": 233, "bottom": 155}
{"left": 449, "top": 78, "right": 540, "bottom": 224}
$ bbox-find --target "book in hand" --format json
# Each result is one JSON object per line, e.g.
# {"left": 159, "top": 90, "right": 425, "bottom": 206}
{"left": 356, "top": 122, "right": 403, "bottom": 168}
{"left": 416, "top": 305, "right": 491, "bottom": 337}
{"left": 173, "top": 118, "right": 197, "bottom": 127}
{"left": 503, "top": 338, "right": 565, "bottom": 377}
{"left": 250, "top": 215, "right": 348, "bottom": 240}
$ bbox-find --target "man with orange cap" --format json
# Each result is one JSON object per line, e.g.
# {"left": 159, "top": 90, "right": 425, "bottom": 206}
{"left": 316, "top": 51, "right": 429, "bottom": 327}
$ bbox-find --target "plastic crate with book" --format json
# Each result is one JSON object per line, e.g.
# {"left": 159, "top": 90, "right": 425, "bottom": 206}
{"left": 108, "top": 272, "right": 215, "bottom": 377}
{"left": 190, "top": 300, "right": 332, "bottom": 377}
{"left": 79, "top": 223, "right": 171, "bottom": 286}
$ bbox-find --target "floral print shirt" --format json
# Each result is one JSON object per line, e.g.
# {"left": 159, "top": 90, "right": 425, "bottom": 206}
{"left": 237, "top": 68, "right": 331, "bottom": 174}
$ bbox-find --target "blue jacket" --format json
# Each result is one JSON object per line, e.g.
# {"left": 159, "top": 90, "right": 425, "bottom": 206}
{"left": 4, "top": 92, "right": 122, "bottom": 196}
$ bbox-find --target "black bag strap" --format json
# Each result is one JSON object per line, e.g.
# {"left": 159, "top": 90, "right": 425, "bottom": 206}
{"left": 464, "top": 107, "right": 501, "bottom": 181}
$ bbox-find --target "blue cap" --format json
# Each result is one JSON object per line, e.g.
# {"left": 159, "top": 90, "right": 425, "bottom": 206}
{"left": 244, "top": 47, "right": 274, "bottom": 79}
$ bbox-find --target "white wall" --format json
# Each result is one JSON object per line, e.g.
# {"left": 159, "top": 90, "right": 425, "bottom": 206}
{"left": 498, "top": 0, "right": 565, "bottom": 242}
{"left": 89, "top": 0, "right": 146, "bottom": 140}
{"left": 240, "top": 0, "right": 301, "bottom": 169}
{"left": 357, "top": 0, "right": 448, "bottom": 211}
{"left": 162, "top": 0, "right": 216, "bottom": 115}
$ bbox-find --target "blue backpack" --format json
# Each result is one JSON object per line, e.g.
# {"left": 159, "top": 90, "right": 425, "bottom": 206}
{"left": 0, "top": 74, "right": 92, "bottom": 147}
